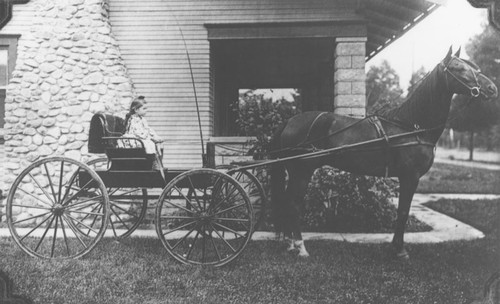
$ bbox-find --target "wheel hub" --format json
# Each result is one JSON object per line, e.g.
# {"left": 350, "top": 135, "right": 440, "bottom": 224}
{"left": 52, "top": 204, "right": 65, "bottom": 216}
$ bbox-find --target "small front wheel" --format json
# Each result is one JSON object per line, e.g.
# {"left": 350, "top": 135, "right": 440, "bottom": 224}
{"left": 155, "top": 169, "right": 253, "bottom": 267}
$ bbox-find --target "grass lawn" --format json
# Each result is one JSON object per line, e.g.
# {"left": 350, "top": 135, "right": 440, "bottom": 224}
{"left": 426, "top": 198, "right": 500, "bottom": 234}
{"left": 0, "top": 230, "right": 498, "bottom": 304}
{"left": 418, "top": 162, "right": 500, "bottom": 194}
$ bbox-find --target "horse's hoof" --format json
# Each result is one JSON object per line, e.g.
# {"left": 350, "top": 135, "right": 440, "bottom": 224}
{"left": 298, "top": 251, "right": 310, "bottom": 258}
{"left": 395, "top": 249, "right": 410, "bottom": 261}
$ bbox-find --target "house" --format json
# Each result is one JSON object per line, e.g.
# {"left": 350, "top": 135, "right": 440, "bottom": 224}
{"left": 0, "top": 0, "right": 439, "bottom": 192}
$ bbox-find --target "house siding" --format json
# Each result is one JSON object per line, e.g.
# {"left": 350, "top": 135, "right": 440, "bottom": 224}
{"left": 108, "top": 0, "right": 360, "bottom": 168}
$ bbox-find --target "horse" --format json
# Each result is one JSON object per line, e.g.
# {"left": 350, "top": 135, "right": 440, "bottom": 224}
{"left": 269, "top": 47, "right": 498, "bottom": 259}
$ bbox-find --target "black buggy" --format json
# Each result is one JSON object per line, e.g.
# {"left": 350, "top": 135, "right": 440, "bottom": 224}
{"left": 5, "top": 113, "right": 267, "bottom": 267}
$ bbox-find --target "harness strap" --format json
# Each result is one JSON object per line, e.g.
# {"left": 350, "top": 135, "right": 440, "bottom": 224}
{"left": 368, "top": 116, "right": 391, "bottom": 177}
{"left": 303, "top": 112, "right": 328, "bottom": 150}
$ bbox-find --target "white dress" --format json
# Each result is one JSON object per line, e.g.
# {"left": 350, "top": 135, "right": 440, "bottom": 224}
{"left": 124, "top": 114, "right": 162, "bottom": 154}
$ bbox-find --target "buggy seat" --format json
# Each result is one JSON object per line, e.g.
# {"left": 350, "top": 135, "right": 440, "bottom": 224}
{"left": 88, "top": 113, "right": 157, "bottom": 171}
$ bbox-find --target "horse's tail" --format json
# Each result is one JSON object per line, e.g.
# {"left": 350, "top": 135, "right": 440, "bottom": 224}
{"left": 269, "top": 123, "right": 287, "bottom": 235}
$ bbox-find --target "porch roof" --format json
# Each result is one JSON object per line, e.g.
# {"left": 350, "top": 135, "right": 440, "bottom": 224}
{"left": 359, "top": 0, "right": 440, "bottom": 60}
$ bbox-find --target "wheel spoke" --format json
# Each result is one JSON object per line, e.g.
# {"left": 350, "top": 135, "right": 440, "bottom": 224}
{"left": 61, "top": 215, "right": 88, "bottom": 249}
{"left": 60, "top": 167, "right": 80, "bottom": 204}
{"left": 51, "top": 215, "right": 59, "bottom": 258}
{"left": 213, "top": 202, "right": 247, "bottom": 217}
{"left": 19, "top": 213, "right": 54, "bottom": 241}
{"left": 11, "top": 203, "right": 52, "bottom": 211}
{"left": 65, "top": 213, "right": 100, "bottom": 236}
{"left": 163, "top": 197, "right": 195, "bottom": 214}
{"left": 210, "top": 187, "right": 241, "bottom": 214}
{"left": 209, "top": 232, "right": 222, "bottom": 261}
{"left": 34, "top": 215, "right": 56, "bottom": 253}
{"left": 59, "top": 217, "right": 71, "bottom": 256}
{"left": 209, "top": 224, "right": 237, "bottom": 253}
{"left": 187, "top": 177, "right": 202, "bottom": 208}
{"left": 62, "top": 174, "right": 92, "bottom": 207}
{"left": 57, "top": 160, "right": 65, "bottom": 203}
{"left": 212, "top": 221, "right": 247, "bottom": 239}
{"left": 185, "top": 230, "right": 200, "bottom": 260}
{"left": 65, "top": 196, "right": 104, "bottom": 210}
{"left": 44, "top": 163, "right": 58, "bottom": 203}
{"left": 172, "top": 185, "right": 198, "bottom": 211}
{"left": 17, "top": 187, "right": 53, "bottom": 208}
{"left": 28, "top": 173, "right": 55, "bottom": 206}
{"left": 171, "top": 225, "right": 197, "bottom": 250}
{"left": 110, "top": 207, "right": 131, "bottom": 231}
{"left": 12, "top": 211, "right": 52, "bottom": 225}
{"left": 110, "top": 202, "right": 142, "bottom": 219}
{"left": 162, "top": 220, "right": 197, "bottom": 236}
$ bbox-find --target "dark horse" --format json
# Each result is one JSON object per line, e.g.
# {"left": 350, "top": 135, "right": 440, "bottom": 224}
{"left": 269, "top": 47, "right": 498, "bottom": 258}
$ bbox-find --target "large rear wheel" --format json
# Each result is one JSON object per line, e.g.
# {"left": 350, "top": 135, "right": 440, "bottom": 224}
{"left": 155, "top": 169, "right": 253, "bottom": 266}
{"left": 87, "top": 158, "right": 148, "bottom": 238}
{"left": 6, "top": 157, "right": 109, "bottom": 259}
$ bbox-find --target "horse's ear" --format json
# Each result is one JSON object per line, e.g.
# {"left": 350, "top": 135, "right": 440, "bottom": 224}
{"left": 454, "top": 47, "right": 461, "bottom": 57}
{"left": 443, "top": 46, "right": 453, "bottom": 63}
{"left": 445, "top": 46, "right": 453, "bottom": 59}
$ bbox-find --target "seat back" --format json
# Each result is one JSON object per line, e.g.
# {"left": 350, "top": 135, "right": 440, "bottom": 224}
{"left": 88, "top": 114, "right": 126, "bottom": 153}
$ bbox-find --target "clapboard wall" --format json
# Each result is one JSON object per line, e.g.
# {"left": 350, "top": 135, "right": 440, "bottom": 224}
{"left": 109, "top": 0, "right": 359, "bottom": 168}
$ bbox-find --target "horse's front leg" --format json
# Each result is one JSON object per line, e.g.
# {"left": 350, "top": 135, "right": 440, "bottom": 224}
{"left": 392, "top": 173, "right": 420, "bottom": 260}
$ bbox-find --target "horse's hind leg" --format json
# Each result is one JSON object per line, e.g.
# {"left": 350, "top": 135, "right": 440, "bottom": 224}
{"left": 392, "top": 173, "right": 420, "bottom": 260}
{"left": 286, "top": 168, "right": 312, "bottom": 257}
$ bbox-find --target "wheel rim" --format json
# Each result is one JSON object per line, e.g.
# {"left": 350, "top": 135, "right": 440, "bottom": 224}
{"left": 156, "top": 169, "right": 253, "bottom": 267}
{"left": 227, "top": 169, "right": 266, "bottom": 230}
{"left": 87, "top": 158, "right": 148, "bottom": 238}
{"left": 6, "top": 157, "right": 109, "bottom": 259}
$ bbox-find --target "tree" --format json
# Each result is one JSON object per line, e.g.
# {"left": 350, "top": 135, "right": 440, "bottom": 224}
{"left": 446, "top": 25, "right": 500, "bottom": 160}
{"left": 407, "top": 66, "right": 428, "bottom": 96}
{"left": 366, "top": 60, "right": 404, "bottom": 114}
{"left": 448, "top": 94, "right": 500, "bottom": 160}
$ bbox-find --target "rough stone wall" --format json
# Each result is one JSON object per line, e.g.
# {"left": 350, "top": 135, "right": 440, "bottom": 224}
{"left": 333, "top": 37, "right": 366, "bottom": 117}
{"left": 3, "top": 0, "right": 135, "bottom": 193}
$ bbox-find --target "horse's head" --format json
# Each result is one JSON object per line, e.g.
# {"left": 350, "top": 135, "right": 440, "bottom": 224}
{"left": 441, "top": 47, "right": 498, "bottom": 100}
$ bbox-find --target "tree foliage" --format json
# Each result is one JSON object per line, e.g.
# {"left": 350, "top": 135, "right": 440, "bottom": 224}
{"left": 449, "top": 25, "right": 500, "bottom": 132}
{"left": 366, "top": 60, "right": 404, "bottom": 113}
{"left": 407, "top": 66, "right": 428, "bottom": 96}
{"left": 233, "top": 90, "right": 301, "bottom": 157}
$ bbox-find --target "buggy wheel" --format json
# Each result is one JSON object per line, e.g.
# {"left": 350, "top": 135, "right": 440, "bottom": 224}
{"left": 227, "top": 169, "right": 267, "bottom": 230}
{"left": 156, "top": 169, "right": 253, "bottom": 267}
{"left": 87, "top": 158, "right": 148, "bottom": 238}
{"left": 6, "top": 156, "right": 109, "bottom": 259}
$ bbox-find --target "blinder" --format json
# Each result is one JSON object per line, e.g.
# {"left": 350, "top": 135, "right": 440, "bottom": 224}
{"left": 443, "top": 56, "right": 482, "bottom": 98}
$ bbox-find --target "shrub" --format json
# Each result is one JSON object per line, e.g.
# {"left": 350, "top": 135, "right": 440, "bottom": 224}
{"left": 303, "top": 166, "right": 398, "bottom": 232}
{"left": 233, "top": 90, "right": 301, "bottom": 159}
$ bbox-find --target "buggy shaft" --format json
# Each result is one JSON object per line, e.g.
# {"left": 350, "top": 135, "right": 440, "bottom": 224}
{"left": 228, "top": 128, "right": 433, "bottom": 173}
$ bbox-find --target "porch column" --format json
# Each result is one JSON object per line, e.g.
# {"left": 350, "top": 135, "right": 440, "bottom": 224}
{"left": 333, "top": 37, "right": 366, "bottom": 117}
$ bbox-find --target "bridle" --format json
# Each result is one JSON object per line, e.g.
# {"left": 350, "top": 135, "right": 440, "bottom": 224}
{"left": 442, "top": 56, "right": 481, "bottom": 98}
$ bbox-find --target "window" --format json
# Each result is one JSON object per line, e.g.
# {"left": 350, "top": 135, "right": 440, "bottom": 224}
{"left": 0, "top": 35, "right": 19, "bottom": 141}
{"left": 0, "top": 48, "right": 7, "bottom": 129}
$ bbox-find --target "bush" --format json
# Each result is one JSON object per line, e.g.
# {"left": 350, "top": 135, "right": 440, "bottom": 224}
{"left": 303, "top": 166, "right": 398, "bottom": 232}
{"left": 233, "top": 91, "right": 301, "bottom": 159}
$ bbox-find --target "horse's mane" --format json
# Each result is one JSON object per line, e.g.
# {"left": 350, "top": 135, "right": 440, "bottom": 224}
{"left": 379, "top": 63, "right": 443, "bottom": 128}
